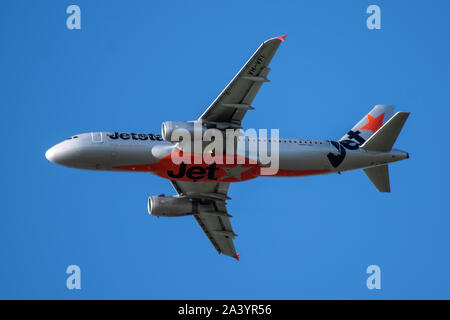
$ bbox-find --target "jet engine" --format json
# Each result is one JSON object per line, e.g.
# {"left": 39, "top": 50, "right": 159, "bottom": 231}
{"left": 148, "top": 195, "right": 195, "bottom": 217}
{"left": 161, "top": 121, "right": 207, "bottom": 142}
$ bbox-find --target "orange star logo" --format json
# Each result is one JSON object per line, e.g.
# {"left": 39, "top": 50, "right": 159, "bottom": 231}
{"left": 360, "top": 113, "right": 384, "bottom": 134}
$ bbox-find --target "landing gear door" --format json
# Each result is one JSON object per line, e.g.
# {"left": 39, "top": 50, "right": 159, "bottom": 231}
{"left": 91, "top": 132, "right": 103, "bottom": 143}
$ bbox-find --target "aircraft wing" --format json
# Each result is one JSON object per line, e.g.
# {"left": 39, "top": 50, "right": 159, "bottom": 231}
{"left": 170, "top": 180, "right": 239, "bottom": 260}
{"left": 199, "top": 35, "right": 286, "bottom": 128}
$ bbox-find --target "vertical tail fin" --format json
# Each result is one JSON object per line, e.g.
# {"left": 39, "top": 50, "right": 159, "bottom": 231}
{"left": 340, "top": 105, "right": 395, "bottom": 146}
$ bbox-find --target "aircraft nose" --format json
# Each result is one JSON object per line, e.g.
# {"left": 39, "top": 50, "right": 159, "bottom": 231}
{"left": 45, "top": 145, "right": 57, "bottom": 163}
{"left": 45, "top": 143, "right": 80, "bottom": 166}
{"left": 45, "top": 145, "right": 66, "bottom": 164}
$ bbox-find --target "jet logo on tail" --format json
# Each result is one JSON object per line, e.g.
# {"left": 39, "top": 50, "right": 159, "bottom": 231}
{"left": 360, "top": 113, "right": 384, "bottom": 134}
{"left": 327, "top": 112, "right": 387, "bottom": 168}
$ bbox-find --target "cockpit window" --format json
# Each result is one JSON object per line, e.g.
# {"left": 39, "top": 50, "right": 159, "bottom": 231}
{"left": 66, "top": 136, "right": 79, "bottom": 140}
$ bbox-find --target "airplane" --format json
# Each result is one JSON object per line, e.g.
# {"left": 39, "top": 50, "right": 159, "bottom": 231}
{"left": 45, "top": 35, "right": 410, "bottom": 260}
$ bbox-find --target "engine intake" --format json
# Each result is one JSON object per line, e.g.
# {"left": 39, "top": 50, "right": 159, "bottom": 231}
{"left": 161, "top": 121, "right": 206, "bottom": 142}
{"left": 148, "top": 195, "right": 194, "bottom": 217}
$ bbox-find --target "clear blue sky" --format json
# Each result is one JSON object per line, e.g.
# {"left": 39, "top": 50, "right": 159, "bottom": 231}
{"left": 1, "top": 0, "right": 449, "bottom": 299}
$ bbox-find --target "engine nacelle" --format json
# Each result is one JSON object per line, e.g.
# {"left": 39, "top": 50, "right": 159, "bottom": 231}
{"left": 161, "top": 121, "right": 206, "bottom": 142}
{"left": 148, "top": 195, "right": 194, "bottom": 217}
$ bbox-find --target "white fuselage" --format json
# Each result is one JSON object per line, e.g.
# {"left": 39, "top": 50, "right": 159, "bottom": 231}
{"left": 45, "top": 131, "right": 408, "bottom": 183}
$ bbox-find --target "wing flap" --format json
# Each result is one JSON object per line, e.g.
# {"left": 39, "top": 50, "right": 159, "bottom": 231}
{"left": 170, "top": 180, "right": 238, "bottom": 259}
{"left": 199, "top": 36, "right": 285, "bottom": 127}
{"left": 194, "top": 214, "right": 237, "bottom": 258}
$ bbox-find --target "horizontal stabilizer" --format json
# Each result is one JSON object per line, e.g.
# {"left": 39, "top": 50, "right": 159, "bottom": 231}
{"left": 364, "top": 165, "right": 390, "bottom": 193}
{"left": 361, "top": 112, "right": 410, "bottom": 152}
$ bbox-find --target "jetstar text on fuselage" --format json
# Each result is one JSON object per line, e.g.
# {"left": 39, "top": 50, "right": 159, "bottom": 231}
{"left": 107, "top": 132, "right": 163, "bottom": 141}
